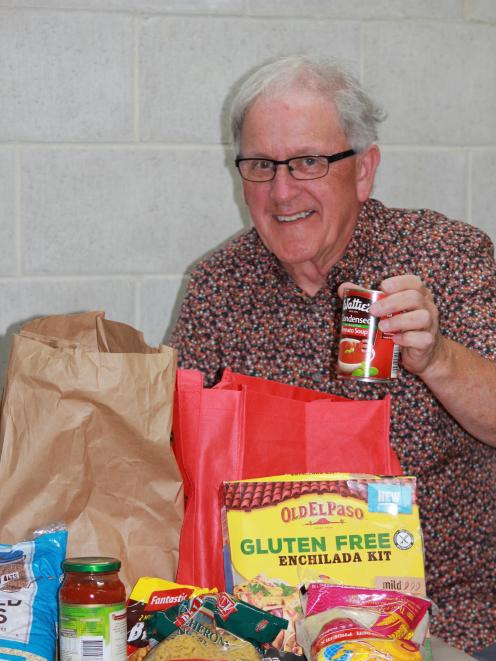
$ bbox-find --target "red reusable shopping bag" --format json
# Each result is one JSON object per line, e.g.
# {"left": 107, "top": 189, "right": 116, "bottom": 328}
{"left": 172, "top": 368, "right": 401, "bottom": 590}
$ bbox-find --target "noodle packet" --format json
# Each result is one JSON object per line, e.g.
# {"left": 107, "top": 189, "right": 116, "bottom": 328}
{"left": 296, "top": 606, "right": 423, "bottom": 661}
{"left": 302, "top": 583, "right": 430, "bottom": 645}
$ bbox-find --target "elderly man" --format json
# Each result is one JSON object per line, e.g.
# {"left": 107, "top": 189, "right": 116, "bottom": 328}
{"left": 171, "top": 55, "right": 495, "bottom": 658}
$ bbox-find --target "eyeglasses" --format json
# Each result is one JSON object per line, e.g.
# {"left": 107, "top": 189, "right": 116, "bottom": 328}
{"left": 235, "top": 149, "right": 356, "bottom": 182}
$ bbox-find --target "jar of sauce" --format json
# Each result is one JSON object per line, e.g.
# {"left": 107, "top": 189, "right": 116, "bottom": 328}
{"left": 59, "top": 556, "right": 127, "bottom": 661}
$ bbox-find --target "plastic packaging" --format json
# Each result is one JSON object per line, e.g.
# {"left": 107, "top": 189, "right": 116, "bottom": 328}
{"left": 0, "top": 525, "right": 67, "bottom": 661}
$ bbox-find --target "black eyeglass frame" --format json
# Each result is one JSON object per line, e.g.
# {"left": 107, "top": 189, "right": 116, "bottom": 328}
{"left": 235, "top": 149, "right": 356, "bottom": 182}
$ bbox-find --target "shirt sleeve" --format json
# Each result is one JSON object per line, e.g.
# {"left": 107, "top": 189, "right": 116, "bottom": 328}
{"left": 432, "top": 226, "right": 496, "bottom": 359}
{"left": 169, "top": 266, "right": 224, "bottom": 387}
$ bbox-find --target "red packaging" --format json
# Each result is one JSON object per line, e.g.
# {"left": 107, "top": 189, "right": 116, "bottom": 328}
{"left": 304, "top": 583, "right": 430, "bottom": 642}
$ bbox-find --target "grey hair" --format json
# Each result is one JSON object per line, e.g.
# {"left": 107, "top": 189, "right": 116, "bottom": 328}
{"left": 229, "top": 55, "right": 386, "bottom": 154}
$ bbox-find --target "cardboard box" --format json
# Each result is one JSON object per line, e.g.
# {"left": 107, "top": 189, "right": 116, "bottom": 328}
{"left": 222, "top": 473, "right": 430, "bottom": 657}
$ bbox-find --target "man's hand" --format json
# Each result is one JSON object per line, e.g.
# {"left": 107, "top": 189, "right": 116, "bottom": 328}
{"left": 339, "top": 277, "right": 496, "bottom": 445}
{"left": 372, "top": 275, "right": 447, "bottom": 376}
{"left": 338, "top": 276, "right": 446, "bottom": 376}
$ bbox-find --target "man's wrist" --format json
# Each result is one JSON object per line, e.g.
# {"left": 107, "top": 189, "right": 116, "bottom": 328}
{"left": 416, "top": 335, "right": 453, "bottom": 384}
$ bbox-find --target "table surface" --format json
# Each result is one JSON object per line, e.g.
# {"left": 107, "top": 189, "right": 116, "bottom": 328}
{"left": 431, "top": 636, "right": 476, "bottom": 660}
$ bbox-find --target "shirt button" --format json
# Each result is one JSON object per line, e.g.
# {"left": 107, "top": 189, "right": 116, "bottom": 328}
{"left": 311, "top": 372, "right": 323, "bottom": 383}
{"left": 309, "top": 304, "right": 320, "bottom": 314}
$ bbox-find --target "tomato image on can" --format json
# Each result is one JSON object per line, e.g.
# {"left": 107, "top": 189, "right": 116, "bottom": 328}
{"left": 337, "top": 287, "right": 399, "bottom": 382}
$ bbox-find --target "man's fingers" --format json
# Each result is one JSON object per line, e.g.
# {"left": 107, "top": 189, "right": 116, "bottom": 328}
{"left": 391, "top": 330, "right": 436, "bottom": 351}
{"left": 337, "top": 281, "right": 359, "bottom": 299}
{"left": 380, "top": 274, "right": 424, "bottom": 293}
{"left": 379, "top": 309, "right": 432, "bottom": 333}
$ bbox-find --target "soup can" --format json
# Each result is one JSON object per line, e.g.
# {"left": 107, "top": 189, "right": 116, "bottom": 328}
{"left": 337, "top": 287, "right": 399, "bottom": 382}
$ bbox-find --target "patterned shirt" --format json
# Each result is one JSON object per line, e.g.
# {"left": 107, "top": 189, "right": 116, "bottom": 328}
{"left": 170, "top": 198, "right": 496, "bottom": 653}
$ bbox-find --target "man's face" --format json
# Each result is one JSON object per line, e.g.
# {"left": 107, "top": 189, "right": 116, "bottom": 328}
{"left": 239, "top": 88, "right": 374, "bottom": 274}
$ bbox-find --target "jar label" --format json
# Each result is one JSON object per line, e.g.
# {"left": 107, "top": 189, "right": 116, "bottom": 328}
{"left": 59, "top": 603, "right": 127, "bottom": 661}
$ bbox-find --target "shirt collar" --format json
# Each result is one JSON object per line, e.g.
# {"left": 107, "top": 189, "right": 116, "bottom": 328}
{"left": 329, "top": 198, "right": 377, "bottom": 286}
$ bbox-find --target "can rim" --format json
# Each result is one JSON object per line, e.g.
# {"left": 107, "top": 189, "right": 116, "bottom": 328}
{"left": 343, "top": 286, "right": 384, "bottom": 297}
{"left": 62, "top": 557, "right": 121, "bottom": 572}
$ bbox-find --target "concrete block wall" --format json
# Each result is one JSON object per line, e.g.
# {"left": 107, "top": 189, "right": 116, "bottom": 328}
{"left": 0, "top": 1, "right": 495, "bottom": 387}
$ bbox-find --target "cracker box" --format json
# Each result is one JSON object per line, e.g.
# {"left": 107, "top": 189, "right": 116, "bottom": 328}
{"left": 221, "top": 473, "right": 429, "bottom": 656}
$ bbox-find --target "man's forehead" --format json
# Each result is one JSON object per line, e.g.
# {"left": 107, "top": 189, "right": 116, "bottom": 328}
{"left": 240, "top": 91, "right": 345, "bottom": 155}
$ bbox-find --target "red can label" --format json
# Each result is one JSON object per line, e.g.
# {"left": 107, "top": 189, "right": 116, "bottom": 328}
{"left": 337, "top": 288, "right": 399, "bottom": 382}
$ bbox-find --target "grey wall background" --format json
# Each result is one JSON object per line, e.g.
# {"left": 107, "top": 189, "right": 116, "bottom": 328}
{"left": 1, "top": 0, "right": 495, "bottom": 388}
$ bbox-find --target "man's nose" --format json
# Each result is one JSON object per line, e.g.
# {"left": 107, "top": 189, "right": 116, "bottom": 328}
{"left": 269, "top": 164, "right": 301, "bottom": 203}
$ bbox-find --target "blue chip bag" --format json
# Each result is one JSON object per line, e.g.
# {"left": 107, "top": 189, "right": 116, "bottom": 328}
{"left": 0, "top": 527, "right": 67, "bottom": 660}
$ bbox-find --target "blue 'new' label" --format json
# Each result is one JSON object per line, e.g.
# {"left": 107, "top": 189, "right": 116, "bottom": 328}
{"left": 368, "top": 483, "right": 412, "bottom": 515}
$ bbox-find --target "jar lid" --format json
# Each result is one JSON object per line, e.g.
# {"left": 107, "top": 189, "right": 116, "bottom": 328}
{"left": 62, "top": 557, "right": 121, "bottom": 573}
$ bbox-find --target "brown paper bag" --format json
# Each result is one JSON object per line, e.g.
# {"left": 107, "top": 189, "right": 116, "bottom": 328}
{"left": 0, "top": 311, "right": 183, "bottom": 592}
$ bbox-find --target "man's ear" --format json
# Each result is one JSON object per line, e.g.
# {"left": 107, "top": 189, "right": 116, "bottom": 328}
{"left": 356, "top": 144, "right": 381, "bottom": 203}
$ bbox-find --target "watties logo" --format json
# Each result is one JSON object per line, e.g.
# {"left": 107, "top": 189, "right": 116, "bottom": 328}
{"left": 343, "top": 296, "right": 370, "bottom": 313}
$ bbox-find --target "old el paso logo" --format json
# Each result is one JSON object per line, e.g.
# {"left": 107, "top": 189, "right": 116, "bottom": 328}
{"left": 343, "top": 295, "right": 370, "bottom": 313}
{"left": 281, "top": 499, "right": 364, "bottom": 524}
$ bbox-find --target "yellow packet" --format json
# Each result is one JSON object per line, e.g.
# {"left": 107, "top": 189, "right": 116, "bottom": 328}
{"left": 222, "top": 473, "right": 427, "bottom": 655}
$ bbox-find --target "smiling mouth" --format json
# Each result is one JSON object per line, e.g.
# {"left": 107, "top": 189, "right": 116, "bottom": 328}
{"left": 275, "top": 210, "right": 314, "bottom": 223}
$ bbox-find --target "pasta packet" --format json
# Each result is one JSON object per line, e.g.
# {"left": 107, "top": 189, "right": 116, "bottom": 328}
{"left": 145, "top": 593, "right": 268, "bottom": 661}
{"left": 146, "top": 592, "right": 288, "bottom": 648}
{"left": 145, "top": 627, "right": 259, "bottom": 661}
{"left": 302, "top": 583, "right": 431, "bottom": 645}
{"left": 126, "top": 576, "right": 213, "bottom": 659}
{"left": 0, "top": 524, "right": 67, "bottom": 661}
